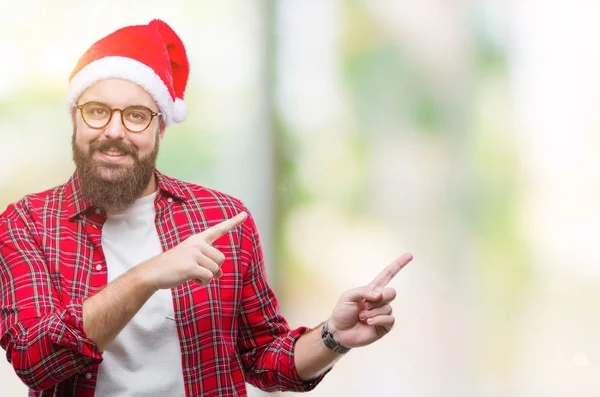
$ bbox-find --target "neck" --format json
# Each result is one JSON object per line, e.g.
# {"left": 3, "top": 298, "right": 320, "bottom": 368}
{"left": 140, "top": 173, "right": 158, "bottom": 197}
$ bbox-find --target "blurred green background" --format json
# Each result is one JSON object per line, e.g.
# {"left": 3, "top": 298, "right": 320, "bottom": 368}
{"left": 1, "top": 1, "right": 599, "bottom": 396}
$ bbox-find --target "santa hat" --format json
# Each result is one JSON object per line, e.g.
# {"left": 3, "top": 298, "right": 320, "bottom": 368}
{"left": 67, "top": 19, "right": 190, "bottom": 127}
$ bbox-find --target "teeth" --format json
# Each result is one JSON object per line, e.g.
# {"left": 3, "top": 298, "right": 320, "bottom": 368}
{"left": 102, "top": 149, "right": 125, "bottom": 156}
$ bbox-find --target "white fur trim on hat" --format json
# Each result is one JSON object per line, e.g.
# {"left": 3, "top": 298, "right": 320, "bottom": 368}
{"left": 68, "top": 56, "right": 176, "bottom": 126}
{"left": 172, "top": 98, "right": 188, "bottom": 123}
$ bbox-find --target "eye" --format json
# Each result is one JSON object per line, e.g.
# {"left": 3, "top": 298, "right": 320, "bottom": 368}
{"left": 82, "top": 103, "right": 110, "bottom": 119}
{"left": 92, "top": 108, "right": 107, "bottom": 116}
{"left": 124, "top": 107, "right": 151, "bottom": 124}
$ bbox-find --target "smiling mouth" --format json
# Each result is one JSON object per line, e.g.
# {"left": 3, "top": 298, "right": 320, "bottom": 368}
{"left": 97, "top": 148, "right": 129, "bottom": 157}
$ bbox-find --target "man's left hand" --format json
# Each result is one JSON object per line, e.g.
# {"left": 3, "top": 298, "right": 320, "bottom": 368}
{"left": 327, "top": 252, "right": 414, "bottom": 349}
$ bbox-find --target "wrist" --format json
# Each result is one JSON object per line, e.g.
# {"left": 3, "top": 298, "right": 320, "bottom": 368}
{"left": 133, "top": 259, "right": 159, "bottom": 293}
{"left": 321, "top": 318, "right": 351, "bottom": 354}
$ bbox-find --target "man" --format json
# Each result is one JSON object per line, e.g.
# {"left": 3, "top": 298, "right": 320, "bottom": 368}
{"left": 0, "top": 19, "right": 413, "bottom": 396}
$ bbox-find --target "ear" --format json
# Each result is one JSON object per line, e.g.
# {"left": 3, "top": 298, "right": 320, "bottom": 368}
{"left": 157, "top": 117, "right": 167, "bottom": 141}
{"left": 71, "top": 110, "right": 81, "bottom": 136}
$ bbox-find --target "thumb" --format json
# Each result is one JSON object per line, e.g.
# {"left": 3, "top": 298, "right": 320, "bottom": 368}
{"left": 343, "top": 285, "right": 381, "bottom": 303}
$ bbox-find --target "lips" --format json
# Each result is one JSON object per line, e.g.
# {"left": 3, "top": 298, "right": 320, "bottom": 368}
{"left": 93, "top": 146, "right": 133, "bottom": 164}
{"left": 88, "top": 139, "right": 137, "bottom": 163}
{"left": 100, "top": 148, "right": 126, "bottom": 156}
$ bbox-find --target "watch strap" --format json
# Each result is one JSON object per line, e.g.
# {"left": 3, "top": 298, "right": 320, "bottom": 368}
{"left": 321, "top": 320, "right": 351, "bottom": 354}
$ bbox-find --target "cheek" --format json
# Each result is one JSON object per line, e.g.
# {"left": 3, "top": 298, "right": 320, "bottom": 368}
{"left": 130, "top": 134, "right": 157, "bottom": 155}
{"left": 74, "top": 129, "right": 94, "bottom": 150}
{"left": 75, "top": 122, "right": 102, "bottom": 144}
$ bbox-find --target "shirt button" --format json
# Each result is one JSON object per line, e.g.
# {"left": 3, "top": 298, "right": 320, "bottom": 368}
{"left": 85, "top": 372, "right": 92, "bottom": 379}
{"left": 167, "top": 197, "right": 173, "bottom": 203}
{"left": 95, "top": 208, "right": 101, "bottom": 215}
{"left": 95, "top": 264, "right": 102, "bottom": 271}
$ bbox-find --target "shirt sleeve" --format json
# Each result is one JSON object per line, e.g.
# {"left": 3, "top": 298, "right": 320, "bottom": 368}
{"left": 236, "top": 210, "right": 329, "bottom": 392}
{"left": 0, "top": 203, "right": 102, "bottom": 391}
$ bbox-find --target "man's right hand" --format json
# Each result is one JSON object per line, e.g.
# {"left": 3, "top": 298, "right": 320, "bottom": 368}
{"left": 141, "top": 211, "right": 248, "bottom": 290}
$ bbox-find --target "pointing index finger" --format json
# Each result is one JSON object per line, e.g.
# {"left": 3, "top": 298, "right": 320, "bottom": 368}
{"left": 368, "top": 253, "right": 413, "bottom": 290}
{"left": 201, "top": 212, "right": 248, "bottom": 243}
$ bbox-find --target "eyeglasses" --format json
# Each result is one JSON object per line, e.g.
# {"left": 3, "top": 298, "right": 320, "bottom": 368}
{"left": 76, "top": 101, "right": 162, "bottom": 133}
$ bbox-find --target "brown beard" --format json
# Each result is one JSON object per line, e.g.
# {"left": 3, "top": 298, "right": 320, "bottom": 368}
{"left": 71, "top": 131, "right": 159, "bottom": 213}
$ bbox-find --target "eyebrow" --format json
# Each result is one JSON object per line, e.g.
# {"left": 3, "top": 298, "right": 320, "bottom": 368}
{"left": 79, "top": 99, "right": 158, "bottom": 112}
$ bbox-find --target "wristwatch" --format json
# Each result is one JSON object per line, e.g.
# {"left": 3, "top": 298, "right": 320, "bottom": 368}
{"left": 321, "top": 320, "right": 351, "bottom": 354}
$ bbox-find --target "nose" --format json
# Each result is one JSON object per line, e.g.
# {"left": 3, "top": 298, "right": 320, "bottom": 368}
{"left": 103, "top": 109, "right": 126, "bottom": 139}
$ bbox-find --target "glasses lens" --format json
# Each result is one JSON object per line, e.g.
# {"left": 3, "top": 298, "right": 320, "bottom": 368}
{"left": 81, "top": 102, "right": 112, "bottom": 128}
{"left": 123, "top": 106, "right": 153, "bottom": 132}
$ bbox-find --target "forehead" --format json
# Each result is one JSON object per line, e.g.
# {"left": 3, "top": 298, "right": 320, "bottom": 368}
{"left": 78, "top": 79, "right": 158, "bottom": 110}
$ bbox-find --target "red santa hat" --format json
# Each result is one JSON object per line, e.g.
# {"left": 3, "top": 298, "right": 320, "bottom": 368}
{"left": 67, "top": 19, "right": 190, "bottom": 127}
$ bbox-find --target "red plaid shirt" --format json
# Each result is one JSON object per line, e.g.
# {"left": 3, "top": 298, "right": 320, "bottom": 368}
{"left": 0, "top": 171, "right": 325, "bottom": 396}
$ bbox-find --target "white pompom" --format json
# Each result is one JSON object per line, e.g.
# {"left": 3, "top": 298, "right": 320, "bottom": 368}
{"left": 172, "top": 98, "right": 188, "bottom": 123}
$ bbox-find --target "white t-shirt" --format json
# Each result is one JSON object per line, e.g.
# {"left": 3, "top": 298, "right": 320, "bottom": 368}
{"left": 94, "top": 192, "right": 186, "bottom": 397}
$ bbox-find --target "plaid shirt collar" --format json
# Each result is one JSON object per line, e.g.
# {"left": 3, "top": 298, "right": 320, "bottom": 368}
{"left": 65, "top": 169, "right": 191, "bottom": 220}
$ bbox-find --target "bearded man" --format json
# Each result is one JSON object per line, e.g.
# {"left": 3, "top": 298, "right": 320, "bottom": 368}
{"left": 0, "top": 19, "right": 413, "bottom": 397}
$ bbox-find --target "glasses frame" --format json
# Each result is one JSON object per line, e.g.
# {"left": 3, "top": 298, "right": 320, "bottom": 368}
{"left": 76, "top": 101, "right": 162, "bottom": 133}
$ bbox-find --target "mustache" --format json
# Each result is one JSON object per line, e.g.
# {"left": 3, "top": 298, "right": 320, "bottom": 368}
{"left": 89, "top": 139, "right": 138, "bottom": 156}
